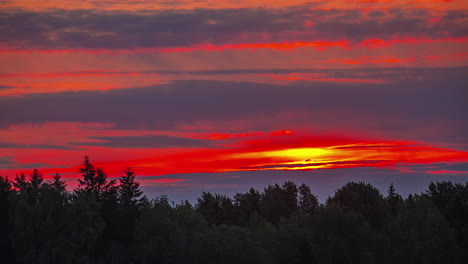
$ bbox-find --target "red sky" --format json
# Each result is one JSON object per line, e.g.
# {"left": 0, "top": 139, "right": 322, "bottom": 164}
{"left": 0, "top": 0, "right": 467, "bottom": 199}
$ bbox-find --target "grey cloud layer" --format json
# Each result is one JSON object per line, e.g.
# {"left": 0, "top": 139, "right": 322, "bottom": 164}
{"left": 0, "top": 7, "right": 466, "bottom": 50}
{"left": 0, "top": 67, "right": 466, "bottom": 143}
{"left": 74, "top": 135, "right": 215, "bottom": 148}
{"left": 0, "top": 142, "right": 76, "bottom": 150}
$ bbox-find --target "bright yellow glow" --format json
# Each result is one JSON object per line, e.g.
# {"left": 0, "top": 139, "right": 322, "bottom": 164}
{"left": 231, "top": 147, "right": 332, "bottom": 160}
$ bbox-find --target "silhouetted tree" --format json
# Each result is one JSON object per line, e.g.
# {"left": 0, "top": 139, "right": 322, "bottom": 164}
{"left": 0, "top": 173, "right": 11, "bottom": 198}
{"left": 118, "top": 167, "right": 143, "bottom": 208}
{"left": 298, "top": 183, "right": 318, "bottom": 215}
{"left": 386, "top": 183, "right": 402, "bottom": 217}
{"left": 13, "top": 172, "right": 28, "bottom": 192}
{"left": 234, "top": 188, "right": 262, "bottom": 225}
{"left": 116, "top": 167, "right": 144, "bottom": 247}
{"left": 132, "top": 195, "right": 178, "bottom": 263}
{"left": 51, "top": 172, "right": 66, "bottom": 193}
{"left": 328, "top": 181, "right": 387, "bottom": 228}
{"left": 385, "top": 195, "right": 463, "bottom": 263}
{"left": 197, "top": 192, "right": 234, "bottom": 225}
{"left": 425, "top": 181, "right": 468, "bottom": 254}
{"left": 2, "top": 158, "right": 467, "bottom": 264}
{"left": 261, "top": 181, "right": 303, "bottom": 225}
{"left": 29, "top": 168, "right": 43, "bottom": 189}
{"left": 74, "top": 156, "right": 120, "bottom": 260}
{"left": 307, "top": 204, "right": 378, "bottom": 263}
{"left": 0, "top": 174, "right": 15, "bottom": 262}
{"left": 67, "top": 194, "right": 105, "bottom": 263}
{"left": 75, "top": 156, "right": 116, "bottom": 201}
{"left": 281, "top": 181, "right": 299, "bottom": 213}
{"left": 26, "top": 168, "right": 44, "bottom": 204}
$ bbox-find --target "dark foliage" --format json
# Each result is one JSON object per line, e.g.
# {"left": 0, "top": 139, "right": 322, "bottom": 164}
{"left": 0, "top": 158, "right": 466, "bottom": 264}
{"left": 327, "top": 181, "right": 387, "bottom": 228}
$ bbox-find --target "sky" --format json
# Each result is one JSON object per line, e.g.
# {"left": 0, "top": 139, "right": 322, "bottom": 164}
{"left": 1, "top": 0, "right": 467, "bottom": 201}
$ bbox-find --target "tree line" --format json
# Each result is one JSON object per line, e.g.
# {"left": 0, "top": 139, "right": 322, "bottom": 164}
{"left": 0, "top": 156, "right": 467, "bottom": 263}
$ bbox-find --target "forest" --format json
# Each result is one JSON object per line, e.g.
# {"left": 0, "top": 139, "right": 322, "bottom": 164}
{"left": 0, "top": 156, "right": 467, "bottom": 264}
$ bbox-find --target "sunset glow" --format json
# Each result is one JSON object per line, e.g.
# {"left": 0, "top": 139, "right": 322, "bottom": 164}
{"left": 0, "top": 0, "right": 467, "bottom": 198}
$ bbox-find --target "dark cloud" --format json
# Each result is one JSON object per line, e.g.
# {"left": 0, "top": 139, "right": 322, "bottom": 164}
{"left": 4, "top": 66, "right": 464, "bottom": 78}
{"left": 0, "top": 156, "right": 13, "bottom": 167}
{"left": 74, "top": 135, "right": 216, "bottom": 148}
{"left": 0, "top": 6, "right": 466, "bottom": 50}
{"left": 89, "top": 0, "right": 189, "bottom": 8}
{"left": 0, "top": 158, "right": 52, "bottom": 170}
{"left": 0, "top": 142, "right": 76, "bottom": 150}
{"left": 0, "top": 67, "right": 467, "bottom": 145}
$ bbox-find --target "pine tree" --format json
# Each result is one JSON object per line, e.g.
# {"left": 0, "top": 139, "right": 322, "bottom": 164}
{"left": 29, "top": 168, "right": 43, "bottom": 189}
{"left": 51, "top": 172, "right": 66, "bottom": 193}
{"left": 96, "top": 168, "right": 116, "bottom": 198}
{"left": 388, "top": 183, "right": 396, "bottom": 197}
{"left": 387, "top": 183, "right": 401, "bottom": 216}
{"left": 0, "top": 173, "right": 12, "bottom": 199}
{"left": 118, "top": 167, "right": 143, "bottom": 208}
{"left": 0, "top": 174, "right": 15, "bottom": 262}
{"left": 27, "top": 168, "right": 44, "bottom": 204}
{"left": 13, "top": 173, "right": 28, "bottom": 192}
{"left": 75, "top": 156, "right": 115, "bottom": 201}
{"left": 76, "top": 156, "right": 97, "bottom": 195}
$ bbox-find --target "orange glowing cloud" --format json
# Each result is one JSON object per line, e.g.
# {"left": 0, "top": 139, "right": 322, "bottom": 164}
{"left": 332, "top": 56, "right": 416, "bottom": 65}
{"left": 2, "top": 127, "right": 467, "bottom": 183}
{"left": 359, "top": 37, "right": 468, "bottom": 49}
{"left": 2, "top": 37, "right": 465, "bottom": 56}
{"left": 0, "top": 71, "right": 159, "bottom": 78}
{"left": 1, "top": 0, "right": 467, "bottom": 190}
{"left": 0, "top": 41, "right": 350, "bottom": 54}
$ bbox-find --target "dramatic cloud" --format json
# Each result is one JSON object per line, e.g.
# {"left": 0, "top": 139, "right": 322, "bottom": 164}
{"left": 0, "top": 7, "right": 466, "bottom": 51}
{"left": 73, "top": 135, "right": 215, "bottom": 148}
{"left": 1, "top": 0, "right": 466, "bottom": 199}
{"left": 1, "top": 68, "right": 466, "bottom": 141}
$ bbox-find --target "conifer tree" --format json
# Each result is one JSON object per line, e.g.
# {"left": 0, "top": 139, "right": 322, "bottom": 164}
{"left": 387, "top": 183, "right": 401, "bottom": 216}
{"left": 118, "top": 167, "right": 143, "bottom": 208}
{"left": 0, "top": 174, "right": 15, "bottom": 262}
{"left": 13, "top": 173, "right": 28, "bottom": 192}
{"left": 27, "top": 168, "right": 44, "bottom": 204}
{"left": 76, "top": 156, "right": 97, "bottom": 195}
{"left": 51, "top": 172, "right": 66, "bottom": 193}
{"left": 0, "top": 173, "right": 12, "bottom": 199}
{"left": 30, "top": 168, "right": 44, "bottom": 189}
{"left": 75, "top": 156, "right": 115, "bottom": 200}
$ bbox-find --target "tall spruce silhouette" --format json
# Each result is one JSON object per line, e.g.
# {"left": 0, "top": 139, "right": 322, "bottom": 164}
{"left": 387, "top": 183, "right": 401, "bottom": 216}
{"left": 75, "top": 156, "right": 115, "bottom": 200}
{"left": 118, "top": 167, "right": 143, "bottom": 208}
{"left": 51, "top": 172, "right": 67, "bottom": 193}
{"left": 29, "top": 168, "right": 43, "bottom": 189}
